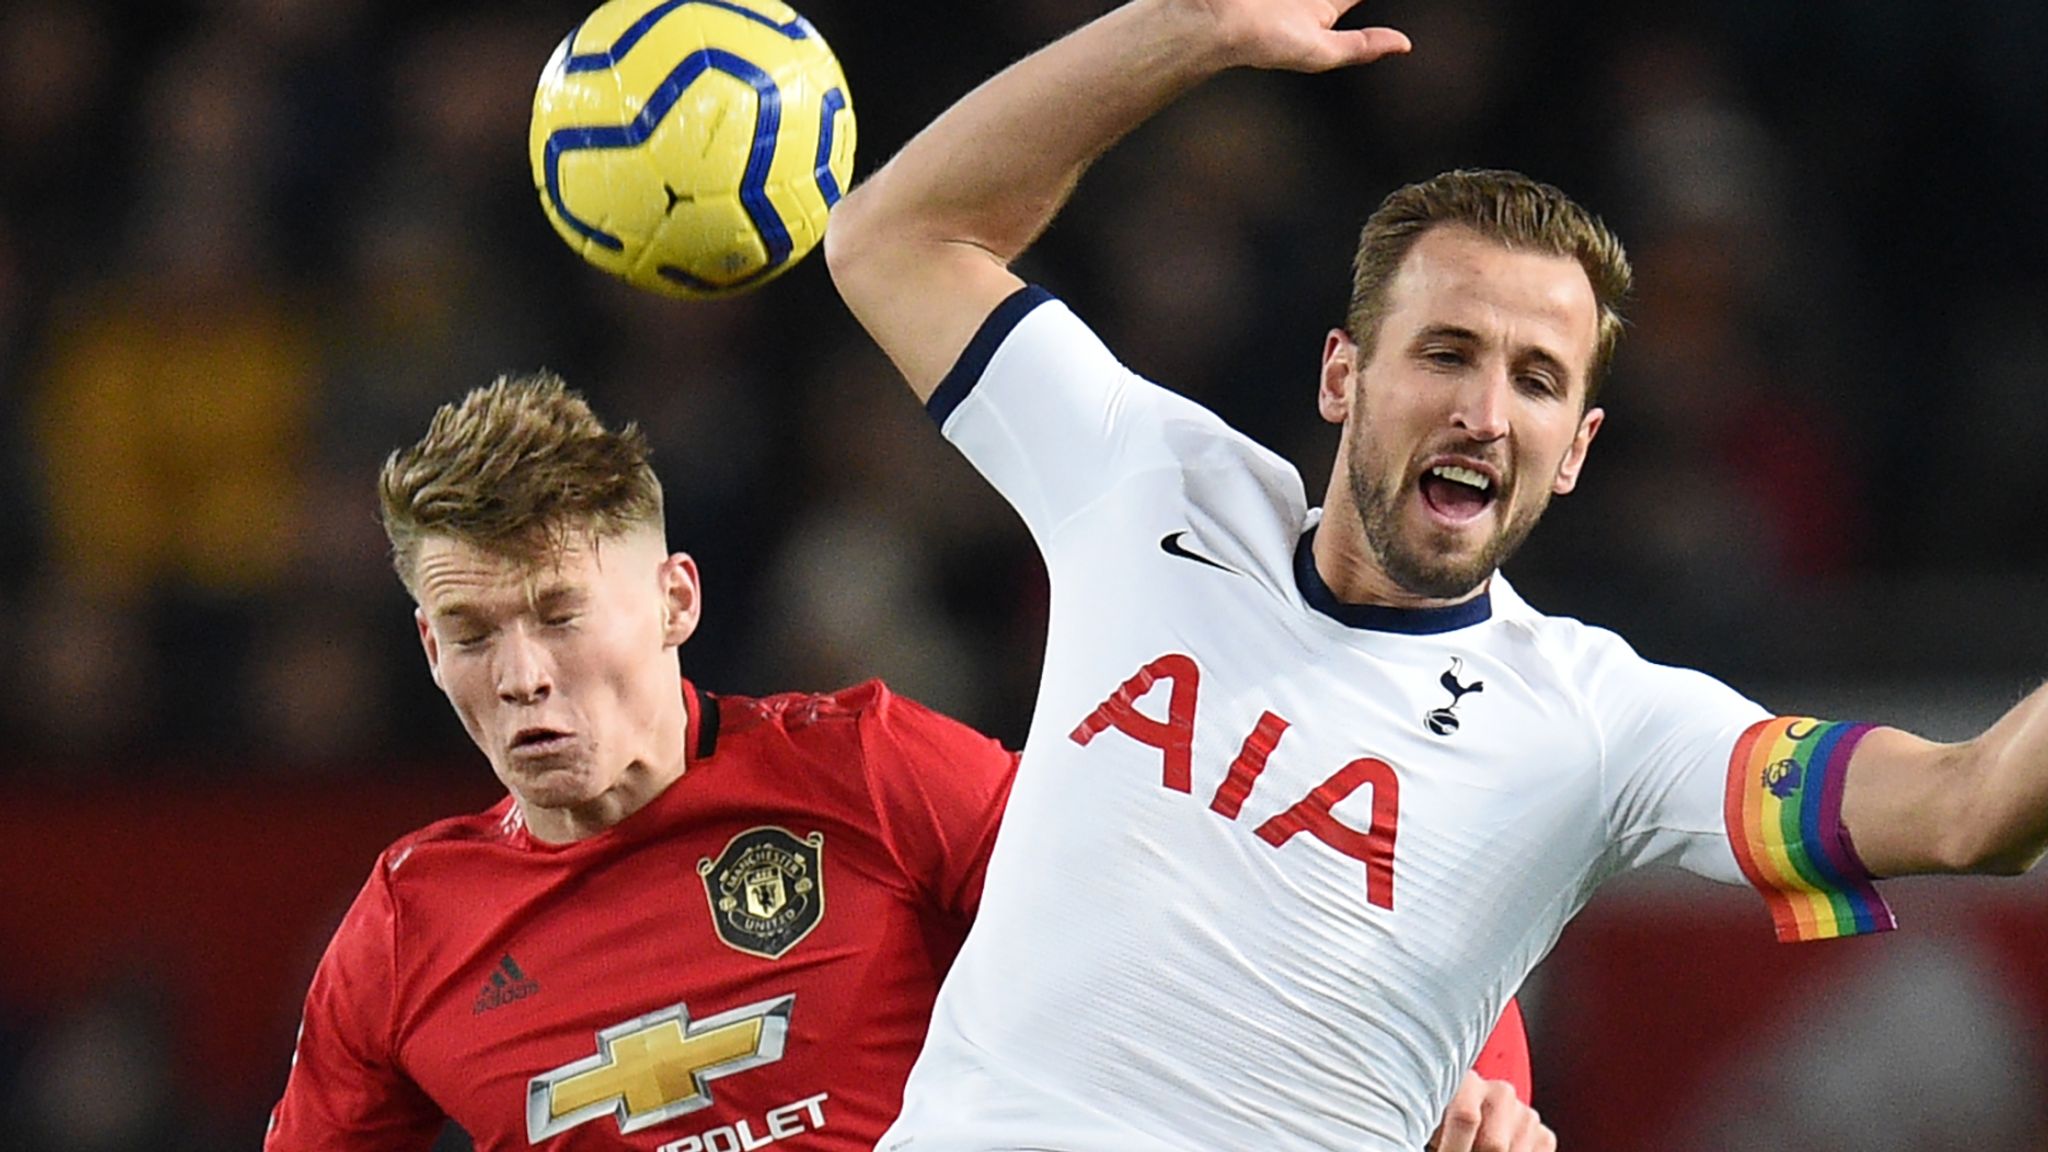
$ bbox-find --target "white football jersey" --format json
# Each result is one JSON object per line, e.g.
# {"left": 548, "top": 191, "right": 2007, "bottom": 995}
{"left": 882, "top": 289, "right": 1893, "bottom": 1152}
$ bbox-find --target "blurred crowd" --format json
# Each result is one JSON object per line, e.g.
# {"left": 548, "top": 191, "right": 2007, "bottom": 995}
{"left": 2, "top": 0, "right": 2045, "bottom": 1148}
{"left": 5, "top": 0, "right": 2048, "bottom": 766}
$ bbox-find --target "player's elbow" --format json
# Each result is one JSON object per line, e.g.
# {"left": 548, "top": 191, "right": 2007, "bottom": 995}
{"left": 1979, "top": 845, "right": 2043, "bottom": 876}
{"left": 825, "top": 173, "right": 986, "bottom": 300}
{"left": 1943, "top": 743, "right": 2046, "bottom": 876}
{"left": 1952, "top": 824, "right": 2045, "bottom": 876}
{"left": 823, "top": 182, "right": 877, "bottom": 293}
{"left": 823, "top": 176, "right": 907, "bottom": 306}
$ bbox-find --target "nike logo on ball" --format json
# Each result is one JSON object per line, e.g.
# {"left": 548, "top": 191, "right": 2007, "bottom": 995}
{"left": 1160, "top": 531, "right": 1236, "bottom": 574}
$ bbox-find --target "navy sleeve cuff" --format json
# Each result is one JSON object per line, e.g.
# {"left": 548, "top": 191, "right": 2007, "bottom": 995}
{"left": 925, "top": 284, "right": 1057, "bottom": 427}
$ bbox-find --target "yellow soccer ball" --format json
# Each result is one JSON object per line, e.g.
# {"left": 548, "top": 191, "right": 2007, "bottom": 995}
{"left": 530, "top": 0, "right": 856, "bottom": 298}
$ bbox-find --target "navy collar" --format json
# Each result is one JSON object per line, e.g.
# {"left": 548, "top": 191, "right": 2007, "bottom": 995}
{"left": 1293, "top": 527, "right": 1493, "bottom": 634}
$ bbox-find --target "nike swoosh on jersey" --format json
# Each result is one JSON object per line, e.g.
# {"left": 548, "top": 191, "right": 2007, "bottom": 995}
{"left": 1159, "top": 531, "right": 1237, "bottom": 574}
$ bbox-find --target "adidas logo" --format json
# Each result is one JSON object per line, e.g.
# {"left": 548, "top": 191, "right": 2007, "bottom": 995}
{"left": 473, "top": 954, "right": 541, "bottom": 1015}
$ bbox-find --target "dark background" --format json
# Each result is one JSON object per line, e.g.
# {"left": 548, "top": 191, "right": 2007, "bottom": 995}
{"left": 2, "top": 0, "right": 2044, "bottom": 1148}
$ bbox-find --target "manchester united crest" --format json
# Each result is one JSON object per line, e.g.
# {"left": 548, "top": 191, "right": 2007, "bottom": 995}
{"left": 698, "top": 827, "right": 825, "bottom": 959}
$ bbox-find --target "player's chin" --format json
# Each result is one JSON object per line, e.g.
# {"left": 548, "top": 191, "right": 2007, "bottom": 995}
{"left": 499, "top": 756, "right": 602, "bottom": 804}
{"left": 1389, "top": 528, "right": 1497, "bottom": 600}
{"left": 1408, "top": 511, "right": 1495, "bottom": 563}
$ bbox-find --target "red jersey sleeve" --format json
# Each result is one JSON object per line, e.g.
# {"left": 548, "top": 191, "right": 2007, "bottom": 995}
{"left": 265, "top": 849, "right": 444, "bottom": 1151}
{"left": 855, "top": 688, "right": 1018, "bottom": 920}
{"left": 1471, "top": 998, "right": 1533, "bottom": 1102}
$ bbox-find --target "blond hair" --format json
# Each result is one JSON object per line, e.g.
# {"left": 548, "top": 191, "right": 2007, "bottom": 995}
{"left": 378, "top": 372, "right": 664, "bottom": 592}
{"left": 1345, "top": 169, "right": 1633, "bottom": 402}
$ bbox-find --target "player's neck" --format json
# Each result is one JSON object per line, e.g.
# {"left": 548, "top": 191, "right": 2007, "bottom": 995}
{"left": 521, "top": 756, "right": 686, "bottom": 843}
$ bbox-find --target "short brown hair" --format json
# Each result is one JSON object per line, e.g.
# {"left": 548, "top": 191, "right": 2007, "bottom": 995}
{"left": 378, "top": 372, "right": 664, "bottom": 592}
{"left": 1344, "top": 169, "right": 1633, "bottom": 402}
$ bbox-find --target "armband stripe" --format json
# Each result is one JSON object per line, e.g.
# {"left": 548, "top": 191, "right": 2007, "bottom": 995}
{"left": 1724, "top": 717, "right": 1897, "bottom": 943}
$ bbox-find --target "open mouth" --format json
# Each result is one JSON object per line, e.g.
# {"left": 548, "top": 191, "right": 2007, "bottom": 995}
{"left": 510, "top": 727, "right": 573, "bottom": 754}
{"left": 1417, "top": 462, "right": 1499, "bottom": 525}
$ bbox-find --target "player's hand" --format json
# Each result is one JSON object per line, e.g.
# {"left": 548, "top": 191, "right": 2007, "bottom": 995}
{"left": 1426, "top": 1070, "right": 1556, "bottom": 1152}
{"left": 1175, "top": 0, "right": 1411, "bottom": 75}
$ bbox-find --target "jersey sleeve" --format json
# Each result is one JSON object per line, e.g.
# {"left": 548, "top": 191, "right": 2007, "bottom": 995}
{"left": 1579, "top": 627, "right": 1897, "bottom": 943}
{"left": 924, "top": 285, "right": 1244, "bottom": 546}
{"left": 265, "top": 852, "right": 443, "bottom": 1152}
{"left": 855, "top": 687, "right": 1018, "bottom": 920}
{"left": 1470, "top": 999, "right": 1532, "bottom": 1103}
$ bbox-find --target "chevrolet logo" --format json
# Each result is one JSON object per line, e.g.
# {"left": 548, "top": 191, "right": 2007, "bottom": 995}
{"left": 527, "top": 995, "right": 794, "bottom": 1139}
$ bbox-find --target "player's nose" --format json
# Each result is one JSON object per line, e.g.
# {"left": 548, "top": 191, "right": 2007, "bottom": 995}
{"left": 1450, "top": 364, "right": 1512, "bottom": 441}
{"left": 494, "top": 629, "right": 554, "bottom": 704}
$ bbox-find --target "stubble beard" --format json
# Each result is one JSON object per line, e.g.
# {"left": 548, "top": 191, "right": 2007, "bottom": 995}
{"left": 1346, "top": 433, "right": 1551, "bottom": 602}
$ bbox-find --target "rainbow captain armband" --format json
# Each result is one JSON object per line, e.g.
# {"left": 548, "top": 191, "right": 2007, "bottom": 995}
{"left": 1724, "top": 717, "right": 1898, "bottom": 943}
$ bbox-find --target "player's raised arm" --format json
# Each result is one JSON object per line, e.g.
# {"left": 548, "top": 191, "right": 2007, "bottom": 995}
{"left": 1839, "top": 680, "right": 2048, "bottom": 877}
{"left": 823, "top": 0, "right": 1409, "bottom": 399}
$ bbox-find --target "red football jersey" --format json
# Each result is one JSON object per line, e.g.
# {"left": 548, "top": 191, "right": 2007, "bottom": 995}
{"left": 267, "top": 680, "right": 1015, "bottom": 1152}
{"left": 1472, "top": 998, "right": 1532, "bottom": 1102}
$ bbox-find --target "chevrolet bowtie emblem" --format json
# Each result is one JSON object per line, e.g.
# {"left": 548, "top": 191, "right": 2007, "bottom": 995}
{"left": 528, "top": 995, "right": 794, "bottom": 1139}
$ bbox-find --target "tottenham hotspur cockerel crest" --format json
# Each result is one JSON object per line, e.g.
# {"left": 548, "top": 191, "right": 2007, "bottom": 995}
{"left": 1425, "top": 658, "right": 1484, "bottom": 736}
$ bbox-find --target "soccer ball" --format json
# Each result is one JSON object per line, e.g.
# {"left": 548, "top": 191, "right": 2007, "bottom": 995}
{"left": 529, "top": 0, "right": 856, "bottom": 298}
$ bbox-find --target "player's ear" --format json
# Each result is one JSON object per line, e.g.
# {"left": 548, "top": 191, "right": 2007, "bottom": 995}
{"left": 1552, "top": 406, "right": 1604, "bottom": 495}
{"left": 660, "top": 552, "right": 702, "bottom": 648}
{"left": 1318, "top": 329, "right": 1359, "bottom": 425}
{"left": 416, "top": 607, "right": 446, "bottom": 690}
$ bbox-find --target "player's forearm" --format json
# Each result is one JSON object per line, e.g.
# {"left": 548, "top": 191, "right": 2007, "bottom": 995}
{"left": 1959, "top": 678, "right": 2048, "bottom": 874}
{"left": 1845, "top": 685, "right": 2048, "bottom": 878}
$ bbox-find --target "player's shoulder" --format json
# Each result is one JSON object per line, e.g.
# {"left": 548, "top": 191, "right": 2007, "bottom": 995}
{"left": 367, "top": 796, "right": 522, "bottom": 883}
{"left": 714, "top": 678, "right": 988, "bottom": 747}
{"left": 1491, "top": 577, "right": 1636, "bottom": 658}
{"left": 711, "top": 681, "right": 1007, "bottom": 802}
{"left": 1482, "top": 577, "right": 1657, "bottom": 700}
{"left": 976, "top": 289, "right": 1297, "bottom": 480}
{"left": 714, "top": 679, "right": 899, "bottom": 736}
{"left": 1489, "top": 576, "right": 1749, "bottom": 720}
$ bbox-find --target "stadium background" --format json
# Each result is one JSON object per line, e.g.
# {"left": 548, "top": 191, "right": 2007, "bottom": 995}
{"left": 1, "top": 0, "right": 2044, "bottom": 1148}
